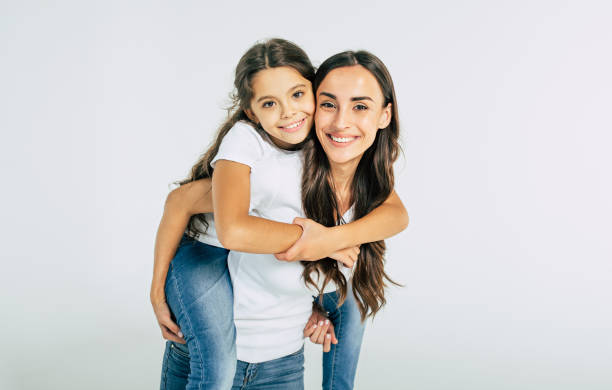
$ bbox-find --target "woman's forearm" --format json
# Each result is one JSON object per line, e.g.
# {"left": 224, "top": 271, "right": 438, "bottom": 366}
{"left": 331, "top": 190, "right": 409, "bottom": 249}
{"left": 150, "top": 190, "right": 193, "bottom": 304}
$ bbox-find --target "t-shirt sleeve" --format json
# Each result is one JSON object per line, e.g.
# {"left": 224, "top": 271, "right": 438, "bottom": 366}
{"left": 210, "top": 121, "right": 265, "bottom": 169}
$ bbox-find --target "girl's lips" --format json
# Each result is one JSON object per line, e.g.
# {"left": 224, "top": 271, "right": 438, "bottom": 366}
{"left": 326, "top": 133, "right": 359, "bottom": 147}
{"left": 278, "top": 118, "right": 306, "bottom": 133}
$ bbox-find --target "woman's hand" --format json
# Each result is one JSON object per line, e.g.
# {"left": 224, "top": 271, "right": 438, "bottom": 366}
{"left": 274, "top": 217, "right": 344, "bottom": 262}
{"left": 303, "top": 309, "right": 338, "bottom": 353}
{"left": 328, "top": 246, "right": 360, "bottom": 268}
{"left": 151, "top": 296, "right": 185, "bottom": 344}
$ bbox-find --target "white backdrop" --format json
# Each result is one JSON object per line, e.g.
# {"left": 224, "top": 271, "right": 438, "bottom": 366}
{"left": 1, "top": 1, "right": 611, "bottom": 389}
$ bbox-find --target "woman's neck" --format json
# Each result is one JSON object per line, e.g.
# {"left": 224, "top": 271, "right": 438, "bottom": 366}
{"left": 329, "top": 159, "right": 360, "bottom": 215}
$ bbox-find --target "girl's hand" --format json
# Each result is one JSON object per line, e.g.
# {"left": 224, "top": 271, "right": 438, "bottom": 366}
{"left": 274, "top": 218, "right": 343, "bottom": 262}
{"left": 151, "top": 299, "right": 185, "bottom": 344}
{"left": 303, "top": 309, "right": 338, "bottom": 353}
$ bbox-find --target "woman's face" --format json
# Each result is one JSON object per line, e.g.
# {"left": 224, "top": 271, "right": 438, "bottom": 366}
{"left": 246, "top": 66, "right": 315, "bottom": 149}
{"left": 314, "top": 65, "right": 391, "bottom": 167}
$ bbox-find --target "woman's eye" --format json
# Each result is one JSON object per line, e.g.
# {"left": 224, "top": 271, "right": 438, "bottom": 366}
{"left": 354, "top": 104, "right": 368, "bottom": 111}
{"left": 320, "top": 102, "right": 335, "bottom": 109}
{"left": 293, "top": 91, "right": 304, "bottom": 98}
{"left": 262, "top": 101, "right": 275, "bottom": 108}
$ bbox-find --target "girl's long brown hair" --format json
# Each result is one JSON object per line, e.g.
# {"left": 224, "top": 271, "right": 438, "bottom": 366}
{"left": 301, "top": 51, "right": 401, "bottom": 320}
{"left": 180, "top": 38, "right": 315, "bottom": 238}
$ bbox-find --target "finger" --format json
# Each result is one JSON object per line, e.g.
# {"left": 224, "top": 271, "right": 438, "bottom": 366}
{"left": 283, "top": 249, "right": 297, "bottom": 262}
{"left": 303, "top": 318, "right": 317, "bottom": 337}
{"left": 323, "top": 333, "right": 332, "bottom": 353}
{"left": 292, "top": 217, "right": 306, "bottom": 227}
{"left": 328, "top": 325, "right": 338, "bottom": 344}
{"left": 341, "top": 257, "right": 354, "bottom": 268}
{"left": 274, "top": 252, "right": 288, "bottom": 261}
{"left": 161, "top": 326, "right": 186, "bottom": 344}
{"left": 316, "top": 320, "right": 330, "bottom": 345}
{"left": 161, "top": 318, "right": 183, "bottom": 339}
{"left": 309, "top": 321, "right": 324, "bottom": 344}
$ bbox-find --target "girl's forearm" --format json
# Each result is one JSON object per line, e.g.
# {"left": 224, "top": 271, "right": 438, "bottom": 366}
{"left": 216, "top": 215, "right": 303, "bottom": 253}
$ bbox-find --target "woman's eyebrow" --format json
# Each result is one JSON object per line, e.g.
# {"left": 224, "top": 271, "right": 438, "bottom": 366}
{"left": 351, "top": 96, "right": 374, "bottom": 102}
{"left": 318, "top": 92, "right": 374, "bottom": 102}
{"left": 319, "top": 92, "right": 336, "bottom": 99}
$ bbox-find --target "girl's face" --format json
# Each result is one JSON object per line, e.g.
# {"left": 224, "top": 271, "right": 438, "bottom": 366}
{"left": 314, "top": 65, "right": 392, "bottom": 166}
{"left": 246, "top": 66, "right": 315, "bottom": 149}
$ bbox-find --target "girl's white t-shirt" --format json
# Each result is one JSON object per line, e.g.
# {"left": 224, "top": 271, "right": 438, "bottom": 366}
{"left": 196, "top": 121, "right": 352, "bottom": 363}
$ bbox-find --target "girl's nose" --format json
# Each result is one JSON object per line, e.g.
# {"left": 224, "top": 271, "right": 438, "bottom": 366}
{"left": 281, "top": 100, "right": 298, "bottom": 119}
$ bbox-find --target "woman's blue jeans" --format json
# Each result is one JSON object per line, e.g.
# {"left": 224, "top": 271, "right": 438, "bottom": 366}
{"left": 159, "top": 236, "right": 366, "bottom": 390}
{"left": 320, "top": 285, "right": 366, "bottom": 390}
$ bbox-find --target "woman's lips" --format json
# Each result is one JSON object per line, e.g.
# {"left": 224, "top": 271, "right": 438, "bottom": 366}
{"left": 326, "top": 133, "right": 359, "bottom": 147}
{"left": 278, "top": 118, "right": 306, "bottom": 133}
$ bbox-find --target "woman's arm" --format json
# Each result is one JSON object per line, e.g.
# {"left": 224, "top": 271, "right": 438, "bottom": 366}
{"left": 150, "top": 179, "right": 213, "bottom": 343}
{"left": 275, "top": 190, "right": 409, "bottom": 261}
{"left": 334, "top": 189, "right": 409, "bottom": 246}
{"left": 150, "top": 180, "right": 213, "bottom": 304}
{"left": 212, "top": 160, "right": 303, "bottom": 253}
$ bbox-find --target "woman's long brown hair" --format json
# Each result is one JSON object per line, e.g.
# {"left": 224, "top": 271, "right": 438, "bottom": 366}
{"left": 179, "top": 38, "right": 315, "bottom": 238}
{"left": 301, "top": 51, "right": 402, "bottom": 320}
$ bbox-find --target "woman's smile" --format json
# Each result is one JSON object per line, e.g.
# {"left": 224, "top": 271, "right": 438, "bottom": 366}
{"left": 315, "top": 65, "right": 391, "bottom": 166}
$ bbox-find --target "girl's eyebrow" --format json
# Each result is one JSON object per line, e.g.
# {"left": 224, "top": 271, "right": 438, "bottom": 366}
{"left": 256, "top": 84, "right": 307, "bottom": 103}
{"left": 289, "top": 83, "right": 307, "bottom": 91}
{"left": 318, "top": 91, "right": 374, "bottom": 102}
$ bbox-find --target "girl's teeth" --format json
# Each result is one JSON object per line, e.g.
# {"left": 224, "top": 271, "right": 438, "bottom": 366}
{"left": 330, "top": 135, "right": 354, "bottom": 143}
{"left": 285, "top": 119, "right": 302, "bottom": 129}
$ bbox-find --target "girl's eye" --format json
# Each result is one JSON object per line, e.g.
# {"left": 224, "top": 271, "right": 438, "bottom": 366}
{"left": 293, "top": 91, "right": 304, "bottom": 98}
{"left": 262, "top": 101, "right": 275, "bottom": 108}
{"left": 354, "top": 104, "right": 368, "bottom": 111}
{"left": 320, "top": 102, "right": 335, "bottom": 109}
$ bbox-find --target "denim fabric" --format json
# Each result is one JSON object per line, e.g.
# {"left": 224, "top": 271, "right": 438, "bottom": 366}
{"left": 231, "top": 347, "right": 304, "bottom": 390}
{"left": 320, "top": 286, "right": 366, "bottom": 390}
{"left": 160, "top": 235, "right": 236, "bottom": 390}
{"left": 161, "top": 290, "right": 365, "bottom": 390}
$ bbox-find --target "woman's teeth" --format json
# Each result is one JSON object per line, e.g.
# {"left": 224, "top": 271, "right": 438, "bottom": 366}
{"left": 330, "top": 135, "right": 355, "bottom": 143}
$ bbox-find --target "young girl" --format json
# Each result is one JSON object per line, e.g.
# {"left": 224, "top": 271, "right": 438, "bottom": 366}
{"left": 151, "top": 40, "right": 407, "bottom": 389}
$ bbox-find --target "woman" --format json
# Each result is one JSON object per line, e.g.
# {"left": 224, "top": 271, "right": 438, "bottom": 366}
{"left": 153, "top": 47, "right": 406, "bottom": 389}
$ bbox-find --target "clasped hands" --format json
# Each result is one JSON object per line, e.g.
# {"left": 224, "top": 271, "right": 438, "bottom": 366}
{"left": 274, "top": 217, "right": 360, "bottom": 269}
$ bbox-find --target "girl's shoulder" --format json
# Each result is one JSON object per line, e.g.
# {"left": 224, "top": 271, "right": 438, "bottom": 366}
{"left": 212, "top": 120, "right": 269, "bottom": 169}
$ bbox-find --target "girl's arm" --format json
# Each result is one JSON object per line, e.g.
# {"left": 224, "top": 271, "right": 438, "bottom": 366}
{"left": 212, "top": 160, "right": 303, "bottom": 252}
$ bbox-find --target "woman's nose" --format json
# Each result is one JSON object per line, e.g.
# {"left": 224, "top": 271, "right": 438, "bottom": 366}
{"left": 332, "top": 106, "right": 350, "bottom": 130}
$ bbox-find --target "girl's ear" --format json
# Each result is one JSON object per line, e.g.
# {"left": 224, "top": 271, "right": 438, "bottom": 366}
{"left": 378, "top": 103, "right": 392, "bottom": 130}
{"left": 245, "top": 108, "right": 258, "bottom": 124}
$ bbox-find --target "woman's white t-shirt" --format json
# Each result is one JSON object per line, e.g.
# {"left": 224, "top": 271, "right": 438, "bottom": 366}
{"left": 195, "top": 121, "right": 352, "bottom": 363}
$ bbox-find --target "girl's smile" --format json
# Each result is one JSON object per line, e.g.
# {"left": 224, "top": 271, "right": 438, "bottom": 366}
{"left": 247, "top": 66, "right": 315, "bottom": 149}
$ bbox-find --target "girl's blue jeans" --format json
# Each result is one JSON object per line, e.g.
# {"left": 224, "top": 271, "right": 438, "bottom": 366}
{"left": 160, "top": 235, "right": 365, "bottom": 390}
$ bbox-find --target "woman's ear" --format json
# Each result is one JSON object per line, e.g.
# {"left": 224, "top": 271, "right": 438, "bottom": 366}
{"left": 245, "top": 108, "right": 258, "bottom": 124}
{"left": 378, "top": 103, "right": 392, "bottom": 130}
